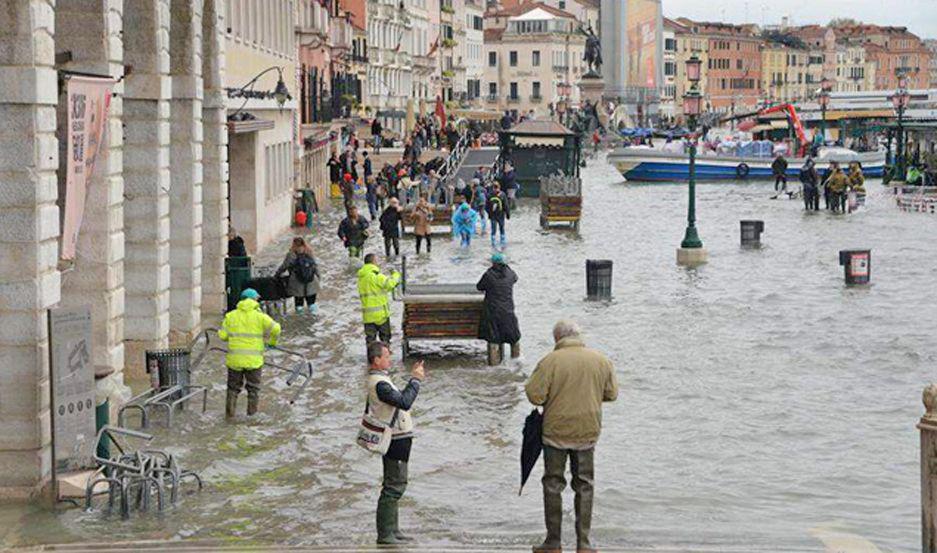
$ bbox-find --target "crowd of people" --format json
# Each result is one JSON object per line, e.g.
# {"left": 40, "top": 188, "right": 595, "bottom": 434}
{"left": 331, "top": 119, "right": 520, "bottom": 258}
{"left": 796, "top": 158, "right": 866, "bottom": 213}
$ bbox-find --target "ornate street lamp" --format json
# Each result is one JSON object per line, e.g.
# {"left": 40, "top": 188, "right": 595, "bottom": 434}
{"left": 226, "top": 66, "right": 293, "bottom": 117}
{"left": 889, "top": 72, "right": 911, "bottom": 181}
{"left": 818, "top": 77, "right": 832, "bottom": 140}
{"left": 678, "top": 52, "right": 705, "bottom": 262}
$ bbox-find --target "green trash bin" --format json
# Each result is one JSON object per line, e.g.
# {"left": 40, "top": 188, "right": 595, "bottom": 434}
{"left": 95, "top": 398, "right": 109, "bottom": 459}
{"left": 225, "top": 256, "right": 253, "bottom": 311}
{"left": 300, "top": 189, "right": 317, "bottom": 228}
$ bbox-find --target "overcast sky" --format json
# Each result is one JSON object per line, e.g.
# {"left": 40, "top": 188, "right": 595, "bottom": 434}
{"left": 662, "top": 0, "right": 937, "bottom": 40}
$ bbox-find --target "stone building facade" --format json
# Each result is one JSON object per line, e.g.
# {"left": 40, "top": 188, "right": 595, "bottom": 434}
{"left": 677, "top": 20, "right": 763, "bottom": 114}
{"left": 0, "top": 0, "right": 231, "bottom": 498}
{"left": 483, "top": 3, "right": 585, "bottom": 117}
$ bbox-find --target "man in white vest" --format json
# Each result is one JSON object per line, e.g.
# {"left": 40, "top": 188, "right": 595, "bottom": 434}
{"left": 367, "top": 340, "right": 425, "bottom": 544}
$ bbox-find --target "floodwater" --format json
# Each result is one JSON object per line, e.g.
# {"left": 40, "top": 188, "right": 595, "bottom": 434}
{"left": 2, "top": 154, "right": 935, "bottom": 551}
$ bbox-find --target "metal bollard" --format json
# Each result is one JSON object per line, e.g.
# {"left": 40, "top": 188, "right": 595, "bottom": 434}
{"left": 740, "top": 220, "right": 764, "bottom": 247}
{"left": 586, "top": 259, "right": 613, "bottom": 300}
{"left": 838, "top": 249, "right": 871, "bottom": 285}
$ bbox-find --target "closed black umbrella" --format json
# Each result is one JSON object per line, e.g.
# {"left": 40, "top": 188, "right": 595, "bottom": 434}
{"left": 519, "top": 408, "right": 543, "bottom": 496}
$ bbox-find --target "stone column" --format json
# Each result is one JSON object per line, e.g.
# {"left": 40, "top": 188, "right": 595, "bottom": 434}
{"left": 168, "top": 0, "right": 204, "bottom": 341}
{"left": 123, "top": 0, "right": 171, "bottom": 371}
{"left": 920, "top": 384, "right": 937, "bottom": 552}
{"left": 55, "top": 0, "right": 126, "bottom": 378}
{"left": 599, "top": 0, "right": 625, "bottom": 99}
{"left": 200, "top": 0, "right": 229, "bottom": 316}
{"left": 0, "top": 0, "right": 60, "bottom": 498}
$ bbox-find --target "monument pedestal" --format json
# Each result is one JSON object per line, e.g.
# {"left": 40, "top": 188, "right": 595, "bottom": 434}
{"left": 578, "top": 74, "right": 604, "bottom": 105}
{"left": 578, "top": 75, "right": 608, "bottom": 129}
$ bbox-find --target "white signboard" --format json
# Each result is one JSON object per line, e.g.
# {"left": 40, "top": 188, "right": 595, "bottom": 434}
{"left": 49, "top": 307, "right": 96, "bottom": 472}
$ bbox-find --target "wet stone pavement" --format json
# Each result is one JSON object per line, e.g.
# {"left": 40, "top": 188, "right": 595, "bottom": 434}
{"left": 3, "top": 153, "right": 936, "bottom": 552}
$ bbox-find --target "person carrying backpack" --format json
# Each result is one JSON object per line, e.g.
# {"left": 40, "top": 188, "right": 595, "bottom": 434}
{"left": 470, "top": 179, "right": 488, "bottom": 235}
{"left": 486, "top": 182, "right": 510, "bottom": 249}
{"left": 276, "top": 237, "right": 321, "bottom": 314}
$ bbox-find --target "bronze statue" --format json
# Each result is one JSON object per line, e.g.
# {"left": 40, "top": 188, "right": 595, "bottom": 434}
{"left": 582, "top": 24, "right": 602, "bottom": 77}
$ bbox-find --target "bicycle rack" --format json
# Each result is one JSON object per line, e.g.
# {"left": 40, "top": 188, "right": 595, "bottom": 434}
{"left": 84, "top": 426, "right": 203, "bottom": 519}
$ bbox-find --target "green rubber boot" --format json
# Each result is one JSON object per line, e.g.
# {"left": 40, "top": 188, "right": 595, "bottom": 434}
{"left": 376, "top": 499, "right": 399, "bottom": 545}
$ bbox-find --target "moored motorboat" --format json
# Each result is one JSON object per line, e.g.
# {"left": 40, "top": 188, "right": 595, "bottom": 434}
{"left": 607, "top": 146, "right": 886, "bottom": 183}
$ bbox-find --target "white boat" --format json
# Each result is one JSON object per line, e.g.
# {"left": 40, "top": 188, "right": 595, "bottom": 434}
{"left": 607, "top": 146, "right": 886, "bottom": 183}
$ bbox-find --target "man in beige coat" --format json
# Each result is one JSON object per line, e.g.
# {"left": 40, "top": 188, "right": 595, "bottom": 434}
{"left": 525, "top": 320, "right": 618, "bottom": 553}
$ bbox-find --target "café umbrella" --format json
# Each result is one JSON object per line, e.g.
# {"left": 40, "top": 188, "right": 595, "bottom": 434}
{"left": 519, "top": 408, "right": 543, "bottom": 495}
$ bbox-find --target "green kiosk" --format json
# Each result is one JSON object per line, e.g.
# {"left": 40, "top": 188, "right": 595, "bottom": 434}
{"left": 498, "top": 120, "right": 582, "bottom": 198}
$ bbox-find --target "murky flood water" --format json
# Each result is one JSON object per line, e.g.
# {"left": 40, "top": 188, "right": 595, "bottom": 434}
{"left": 3, "top": 155, "right": 935, "bottom": 551}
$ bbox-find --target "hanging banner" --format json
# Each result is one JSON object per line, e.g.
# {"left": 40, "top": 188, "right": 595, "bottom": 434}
{"left": 61, "top": 75, "right": 114, "bottom": 261}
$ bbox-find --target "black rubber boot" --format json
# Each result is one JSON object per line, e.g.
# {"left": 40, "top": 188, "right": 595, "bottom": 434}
{"left": 225, "top": 390, "right": 238, "bottom": 420}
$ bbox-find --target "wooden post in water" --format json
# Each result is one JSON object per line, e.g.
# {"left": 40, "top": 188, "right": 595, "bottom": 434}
{"left": 919, "top": 384, "right": 937, "bottom": 552}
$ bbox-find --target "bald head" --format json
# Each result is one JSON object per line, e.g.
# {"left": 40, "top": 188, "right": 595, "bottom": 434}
{"left": 553, "top": 320, "right": 581, "bottom": 343}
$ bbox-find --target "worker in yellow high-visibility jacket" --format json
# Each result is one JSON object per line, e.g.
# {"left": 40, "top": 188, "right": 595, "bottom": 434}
{"left": 357, "top": 253, "right": 401, "bottom": 345}
{"left": 218, "top": 288, "right": 281, "bottom": 419}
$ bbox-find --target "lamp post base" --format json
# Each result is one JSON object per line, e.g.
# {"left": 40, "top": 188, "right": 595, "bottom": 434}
{"left": 677, "top": 247, "right": 709, "bottom": 267}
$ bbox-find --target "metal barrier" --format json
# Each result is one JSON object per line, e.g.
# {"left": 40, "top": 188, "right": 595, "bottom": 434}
{"left": 204, "top": 329, "right": 314, "bottom": 405}
{"left": 119, "top": 331, "right": 211, "bottom": 429}
{"left": 84, "top": 426, "right": 202, "bottom": 519}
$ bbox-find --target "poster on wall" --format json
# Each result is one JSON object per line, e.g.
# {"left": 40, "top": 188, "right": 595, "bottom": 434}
{"left": 48, "top": 307, "right": 96, "bottom": 473}
{"left": 60, "top": 75, "right": 114, "bottom": 261}
{"left": 626, "top": 0, "right": 662, "bottom": 89}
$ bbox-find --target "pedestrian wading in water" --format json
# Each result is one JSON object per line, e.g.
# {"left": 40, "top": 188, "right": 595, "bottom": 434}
{"left": 477, "top": 253, "right": 521, "bottom": 355}
{"left": 361, "top": 341, "right": 425, "bottom": 545}
{"left": 338, "top": 205, "right": 370, "bottom": 258}
{"left": 357, "top": 253, "right": 401, "bottom": 346}
{"left": 526, "top": 320, "right": 618, "bottom": 553}
{"left": 218, "top": 288, "right": 281, "bottom": 419}
{"left": 275, "top": 236, "right": 321, "bottom": 315}
{"left": 411, "top": 193, "right": 434, "bottom": 254}
{"left": 380, "top": 197, "right": 404, "bottom": 257}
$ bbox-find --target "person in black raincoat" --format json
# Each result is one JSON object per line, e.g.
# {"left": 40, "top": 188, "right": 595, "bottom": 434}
{"left": 476, "top": 253, "right": 521, "bottom": 349}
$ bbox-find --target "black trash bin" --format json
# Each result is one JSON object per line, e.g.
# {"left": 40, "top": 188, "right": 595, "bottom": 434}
{"left": 225, "top": 256, "right": 253, "bottom": 311}
{"left": 586, "top": 259, "right": 613, "bottom": 300}
{"left": 839, "top": 249, "right": 871, "bottom": 285}
{"left": 245, "top": 275, "right": 288, "bottom": 301}
{"left": 740, "top": 220, "right": 764, "bottom": 247}
{"left": 145, "top": 349, "right": 191, "bottom": 399}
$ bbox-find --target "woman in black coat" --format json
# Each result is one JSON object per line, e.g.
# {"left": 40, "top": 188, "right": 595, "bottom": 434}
{"left": 476, "top": 253, "right": 521, "bottom": 346}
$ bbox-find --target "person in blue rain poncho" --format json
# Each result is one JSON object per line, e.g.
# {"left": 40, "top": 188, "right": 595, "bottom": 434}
{"left": 451, "top": 202, "right": 479, "bottom": 247}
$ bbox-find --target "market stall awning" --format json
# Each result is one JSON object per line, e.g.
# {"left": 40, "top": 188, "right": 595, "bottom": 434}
{"left": 824, "top": 109, "right": 895, "bottom": 120}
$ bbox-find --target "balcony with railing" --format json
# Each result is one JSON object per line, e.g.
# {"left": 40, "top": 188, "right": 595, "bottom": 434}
{"left": 297, "top": 0, "right": 329, "bottom": 38}
{"left": 413, "top": 53, "right": 435, "bottom": 68}
{"left": 330, "top": 17, "right": 352, "bottom": 51}
{"left": 507, "top": 95, "right": 520, "bottom": 103}
{"left": 530, "top": 94, "right": 542, "bottom": 103}
{"left": 486, "top": 94, "right": 498, "bottom": 103}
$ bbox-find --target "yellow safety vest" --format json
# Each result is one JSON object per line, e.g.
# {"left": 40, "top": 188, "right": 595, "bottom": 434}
{"left": 357, "top": 263, "right": 400, "bottom": 324}
{"left": 218, "top": 299, "right": 281, "bottom": 370}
